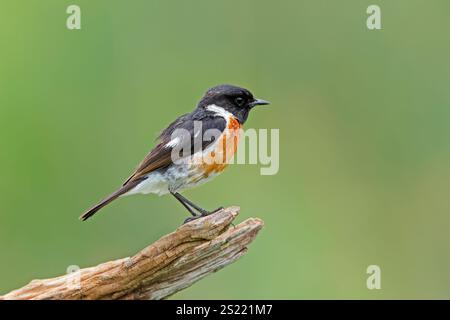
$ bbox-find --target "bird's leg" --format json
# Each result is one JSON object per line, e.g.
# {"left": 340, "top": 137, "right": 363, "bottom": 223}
{"left": 171, "top": 192, "right": 223, "bottom": 223}
{"left": 170, "top": 192, "right": 198, "bottom": 218}
{"left": 174, "top": 192, "right": 224, "bottom": 215}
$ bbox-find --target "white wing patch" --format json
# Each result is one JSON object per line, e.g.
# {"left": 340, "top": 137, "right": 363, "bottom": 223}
{"left": 165, "top": 137, "right": 180, "bottom": 148}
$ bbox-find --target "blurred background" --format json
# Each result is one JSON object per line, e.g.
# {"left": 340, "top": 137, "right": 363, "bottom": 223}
{"left": 1, "top": 0, "right": 450, "bottom": 299}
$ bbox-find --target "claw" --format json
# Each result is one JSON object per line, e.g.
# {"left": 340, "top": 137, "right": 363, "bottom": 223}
{"left": 183, "top": 216, "right": 199, "bottom": 224}
{"left": 211, "top": 206, "right": 224, "bottom": 213}
{"left": 182, "top": 207, "right": 225, "bottom": 224}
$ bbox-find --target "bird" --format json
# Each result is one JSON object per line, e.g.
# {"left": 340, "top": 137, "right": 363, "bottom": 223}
{"left": 80, "top": 84, "right": 270, "bottom": 223}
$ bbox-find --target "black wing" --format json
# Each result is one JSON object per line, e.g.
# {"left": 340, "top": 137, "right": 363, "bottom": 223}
{"left": 123, "top": 111, "right": 227, "bottom": 186}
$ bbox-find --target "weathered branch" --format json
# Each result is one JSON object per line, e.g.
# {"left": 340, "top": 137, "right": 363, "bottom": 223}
{"left": 0, "top": 206, "right": 263, "bottom": 300}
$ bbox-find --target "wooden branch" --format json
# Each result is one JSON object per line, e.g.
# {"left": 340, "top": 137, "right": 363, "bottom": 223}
{"left": 0, "top": 206, "right": 263, "bottom": 300}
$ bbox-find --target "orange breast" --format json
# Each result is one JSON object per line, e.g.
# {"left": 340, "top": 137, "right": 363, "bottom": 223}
{"left": 200, "top": 116, "right": 242, "bottom": 177}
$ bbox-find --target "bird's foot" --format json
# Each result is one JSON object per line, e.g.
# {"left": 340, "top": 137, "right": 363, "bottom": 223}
{"left": 183, "top": 215, "right": 200, "bottom": 224}
{"left": 182, "top": 207, "right": 225, "bottom": 224}
{"left": 208, "top": 206, "right": 224, "bottom": 214}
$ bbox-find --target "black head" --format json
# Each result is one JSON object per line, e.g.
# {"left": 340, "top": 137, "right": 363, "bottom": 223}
{"left": 197, "top": 84, "right": 269, "bottom": 124}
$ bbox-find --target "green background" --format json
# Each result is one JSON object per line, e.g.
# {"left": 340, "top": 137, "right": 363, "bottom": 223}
{"left": 1, "top": 0, "right": 450, "bottom": 299}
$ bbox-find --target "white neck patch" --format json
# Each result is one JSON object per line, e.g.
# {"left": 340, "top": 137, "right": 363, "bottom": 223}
{"left": 206, "top": 104, "right": 232, "bottom": 119}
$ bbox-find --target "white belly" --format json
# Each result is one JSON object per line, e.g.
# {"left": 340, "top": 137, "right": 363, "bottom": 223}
{"left": 124, "top": 171, "right": 170, "bottom": 196}
{"left": 123, "top": 162, "right": 222, "bottom": 197}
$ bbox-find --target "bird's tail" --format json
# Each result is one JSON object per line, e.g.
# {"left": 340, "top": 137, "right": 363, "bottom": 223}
{"left": 79, "top": 179, "right": 143, "bottom": 221}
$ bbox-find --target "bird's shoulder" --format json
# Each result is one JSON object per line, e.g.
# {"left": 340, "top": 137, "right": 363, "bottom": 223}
{"left": 158, "top": 108, "right": 227, "bottom": 139}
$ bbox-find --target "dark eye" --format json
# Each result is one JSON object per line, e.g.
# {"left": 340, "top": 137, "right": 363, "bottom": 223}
{"left": 235, "top": 97, "right": 245, "bottom": 106}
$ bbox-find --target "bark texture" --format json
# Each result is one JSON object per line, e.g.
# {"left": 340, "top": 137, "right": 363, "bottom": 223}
{"left": 0, "top": 206, "right": 263, "bottom": 300}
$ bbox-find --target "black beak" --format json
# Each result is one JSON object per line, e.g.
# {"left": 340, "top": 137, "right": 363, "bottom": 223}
{"left": 250, "top": 98, "right": 270, "bottom": 108}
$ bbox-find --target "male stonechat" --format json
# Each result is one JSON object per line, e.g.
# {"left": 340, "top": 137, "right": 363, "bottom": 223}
{"left": 80, "top": 84, "right": 269, "bottom": 223}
